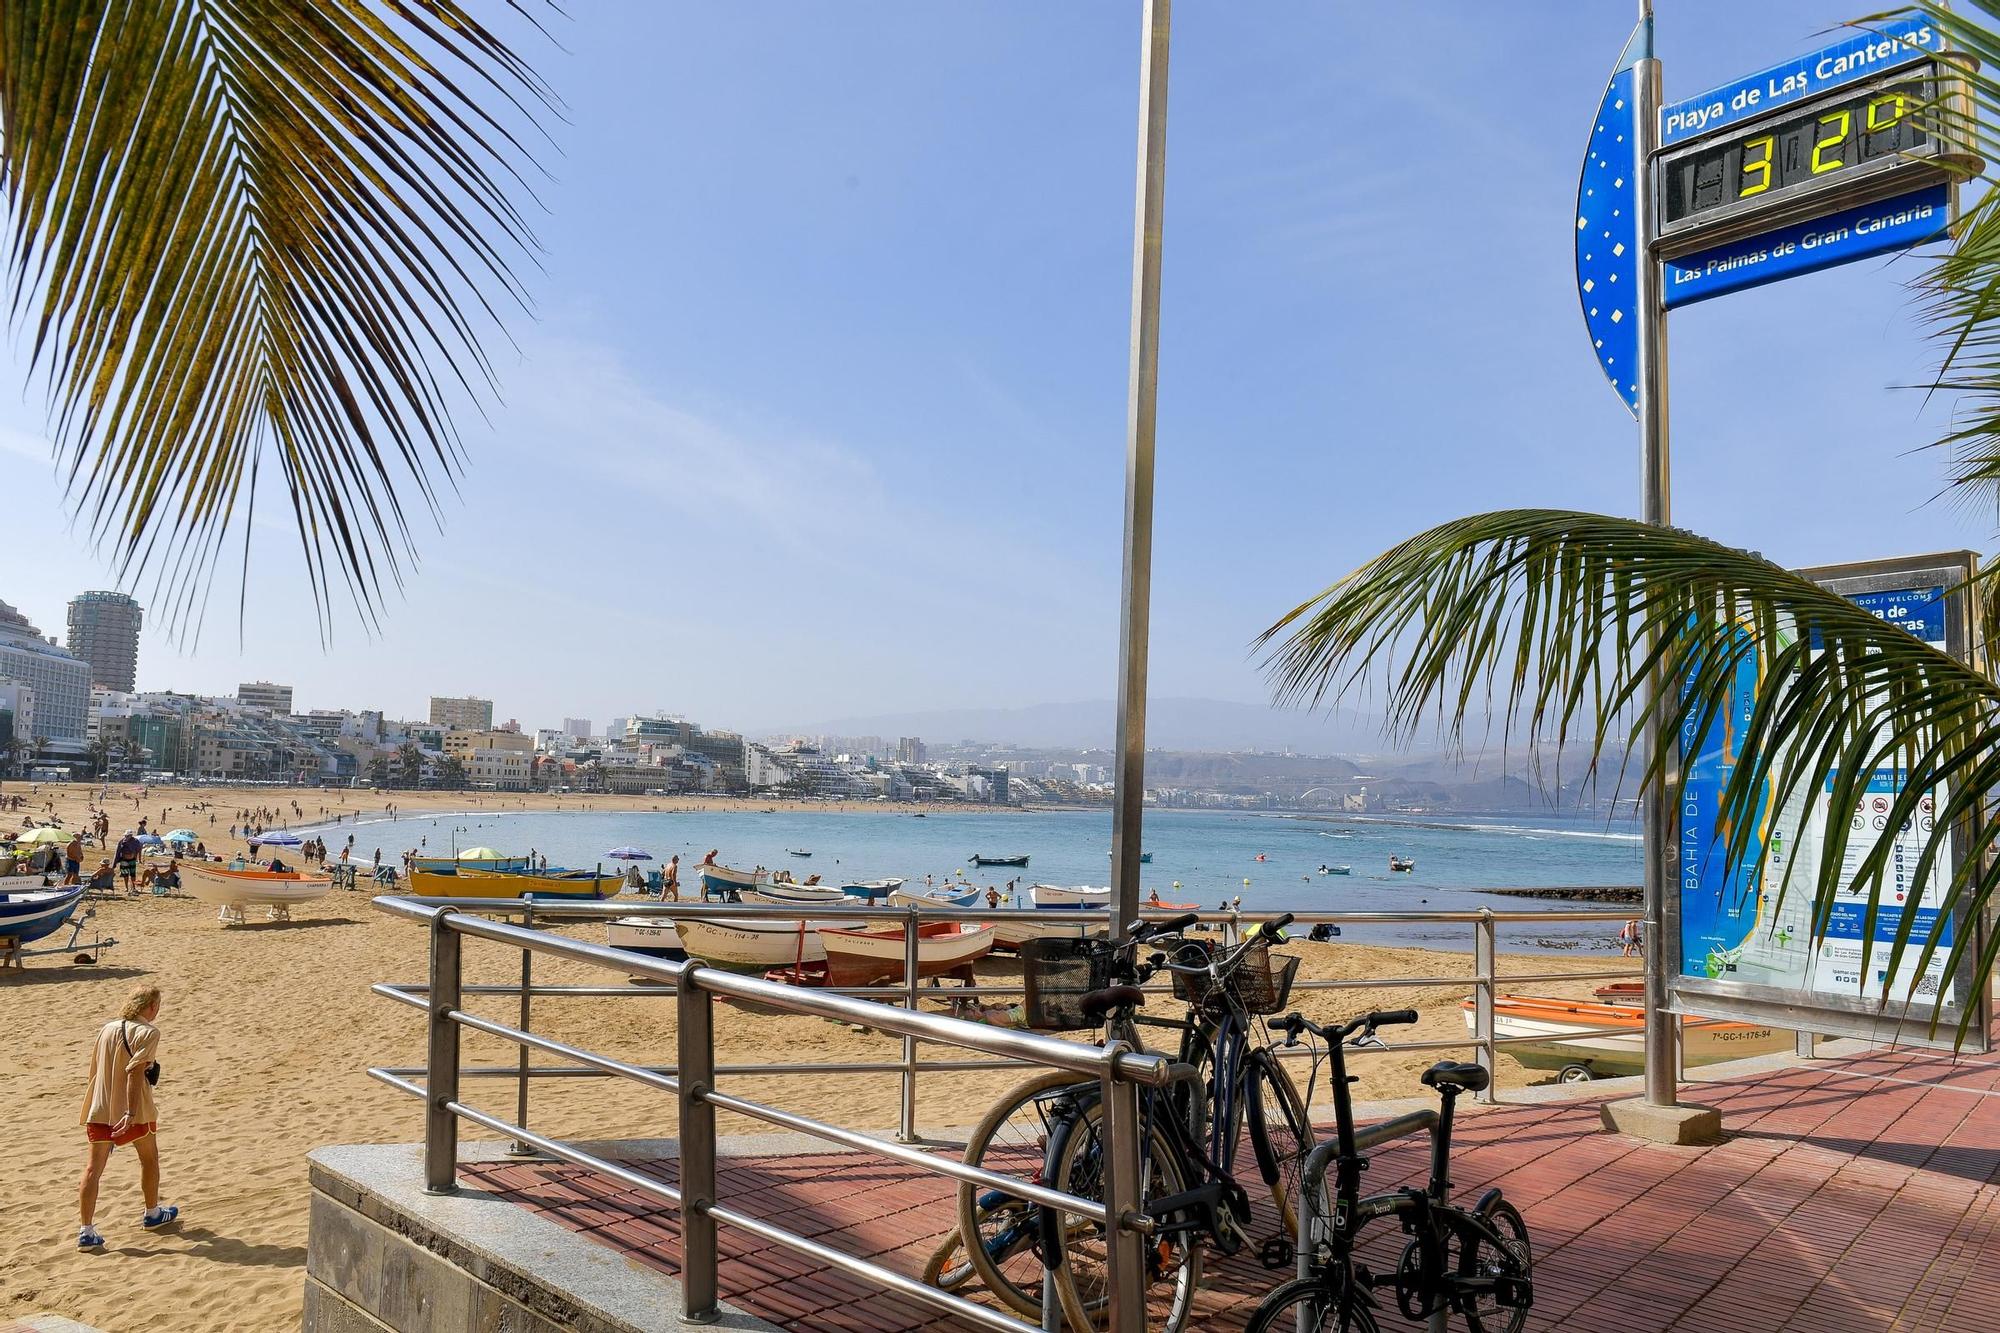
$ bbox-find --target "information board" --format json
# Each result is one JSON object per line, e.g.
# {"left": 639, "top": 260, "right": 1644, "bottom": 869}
{"left": 1670, "top": 551, "right": 1991, "bottom": 1050}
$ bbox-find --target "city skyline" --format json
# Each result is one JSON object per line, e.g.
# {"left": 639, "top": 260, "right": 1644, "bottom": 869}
{"left": 2, "top": 1, "right": 1990, "bottom": 732}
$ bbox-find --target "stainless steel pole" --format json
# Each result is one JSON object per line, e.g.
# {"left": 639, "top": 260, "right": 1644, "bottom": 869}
{"left": 509, "top": 901, "right": 535, "bottom": 1156}
{"left": 424, "top": 911, "right": 462, "bottom": 1194}
{"left": 898, "top": 907, "right": 921, "bottom": 1143}
{"left": 1100, "top": 1051, "right": 1146, "bottom": 1333}
{"left": 678, "top": 963, "right": 720, "bottom": 1324}
{"left": 1110, "top": 0, "right": 1171, "bottom": 943}
{"left": 1634, "top": 0, "right": 1677, "bottom": 1109}
{"left": 1473, "top": 911, "right": 1497, "bottom": 1105}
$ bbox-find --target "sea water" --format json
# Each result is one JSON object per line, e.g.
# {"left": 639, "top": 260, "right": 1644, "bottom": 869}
{"left": 317, "top": 806, "right": 1640, "bottom": 953}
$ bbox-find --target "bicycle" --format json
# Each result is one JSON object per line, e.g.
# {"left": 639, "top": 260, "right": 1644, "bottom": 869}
{"left": 1244, "top": 1009, "right": 1533, "bottom": 1333}
{"left": 1034, "top": 913, "right": 1314, "bottom": 1332}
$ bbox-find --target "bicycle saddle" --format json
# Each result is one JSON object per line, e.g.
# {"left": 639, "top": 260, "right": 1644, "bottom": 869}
{"left": 1421, "top": 1061, "right": 1491, "bottom": 1093}
{"left": 1081, "top": 985, "right": 1146, "bottom": 1020}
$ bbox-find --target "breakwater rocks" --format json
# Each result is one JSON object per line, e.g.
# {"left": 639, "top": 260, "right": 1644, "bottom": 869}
{"left": 1485, "top": 885, "right": 1642, "bottom": 905}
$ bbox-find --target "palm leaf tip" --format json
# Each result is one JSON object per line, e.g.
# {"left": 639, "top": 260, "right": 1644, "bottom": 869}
{"left": 0, "top": 0, "right": 561, "bottom": 635}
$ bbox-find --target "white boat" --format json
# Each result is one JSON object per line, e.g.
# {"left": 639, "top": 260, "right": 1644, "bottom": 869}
{"left": 676, "top": 917, "right": 842, "bottom": 972}
{"left": 839, "top": 878, "right": 906, "bottom": 901}
{"left": 741, "top": 882, "right": 852, "bottom": 907}
{"left": 1464, "top": 991, "right": 1792, "bottom": 1082}
{"left": 183, "top": 862, "right": 333, "bottom": 924}
{"left": 888, "top": 884, "right": 981, "bottom": 910}
{"left": 815, "top": 921, "right": 996, "bottom": 986}
{"left": 607, "top": 918, "right": 688, "bottom": 969}
{"left": 1030, "top": 883, "right": 1111, "bottom": 909}
{"left": 0, "top": 881, "right": 85, "bottom": 945}
{"left": 698, "top": 861, "right": 767, "bottom": 899}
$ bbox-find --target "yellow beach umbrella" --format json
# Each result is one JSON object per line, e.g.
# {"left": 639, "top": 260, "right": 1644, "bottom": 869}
{"left": 14, "top": 826, "right": 70, "bottom": 844}
{"left": 457, "top": 846, "right": 507, "bottom": 861}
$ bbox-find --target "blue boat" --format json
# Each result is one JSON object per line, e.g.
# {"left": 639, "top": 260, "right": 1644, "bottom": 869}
{"left": 889, "top": 884, "right": 980, "bottom": 909}
{"left": 0, "top": 882, "right": 86, "bottom": 946}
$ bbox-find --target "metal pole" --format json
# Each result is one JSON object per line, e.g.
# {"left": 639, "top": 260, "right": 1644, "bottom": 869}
{"left": 898, "top": 907, "right": 920, "bottom": 1143}
{"left": 1099, "top": 1051, "right": 1146, "bottom": 1333}
{"left": 677, "top": 963, "right": 720, "bottom": 1324}
{"left": 424, "top": 910, "right": 462, "bottom": 1194}
{"left": 509, "top": 901, "right": 535, "bottom": 1156}
{"left": 1634, "top": 0, "right": 1678, "bottom": 1109}
{"left": 1109, "top": 0, "right": 1171, "bottom": 943}
{"left": 1473, "top": 911, "right": 1497, "bottom": 1105}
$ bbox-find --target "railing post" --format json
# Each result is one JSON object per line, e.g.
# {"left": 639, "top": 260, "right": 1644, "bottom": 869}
{"left": 898, "top": 906, "right": 920, "bottom": 1143}
{"left": 509, "top": 899, "right": 535, "bottom": 1156}
{"left": 677, "top": 962, "right": 720, "bottom": 1324}
{"left": 424, "top": 909, "right": 462, "bottom": 1194}
{"left": 1100, "top": 1048, "right": 1146, "bottom": 1333}
{"left": 1474, "top": 910, "right": 1497, "bottom": 1104}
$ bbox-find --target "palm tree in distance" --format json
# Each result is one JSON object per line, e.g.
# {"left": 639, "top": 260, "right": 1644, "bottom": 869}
{"left": 0, "top": 1, "right": 555, "bottom": 635}
{"left": 1261, "top": 2, "right": 2000, "bottom": 1034}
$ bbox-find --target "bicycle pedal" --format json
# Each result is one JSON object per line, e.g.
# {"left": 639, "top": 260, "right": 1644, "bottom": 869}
{"left": 1256, "top": 1236, "right": 1294, "bottom": 1271}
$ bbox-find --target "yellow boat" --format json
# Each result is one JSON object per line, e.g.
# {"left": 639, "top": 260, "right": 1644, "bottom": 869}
{"left": 406, "top": 866, "right": 624, "bottom": 900}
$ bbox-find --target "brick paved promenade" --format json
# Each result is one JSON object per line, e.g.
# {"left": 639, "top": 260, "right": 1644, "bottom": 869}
{"left": 463, "top": 1034, "right": 2000, "bottom": 1331}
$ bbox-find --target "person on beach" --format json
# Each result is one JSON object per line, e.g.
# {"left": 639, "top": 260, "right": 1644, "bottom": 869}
{"left": 64, "top": 832, "right": 83, "bottom": 884}
{"left": 662, "top": 854, "right": 681, "bottom": 902}
{"left": 1618, "top": 919, "right": 1642, "bottom": 957}
{"left": 114, "top": 831, "right": 140, "bottom": 893}
{"left": 77, "top": 985, "right": 178, "bottom": 1250}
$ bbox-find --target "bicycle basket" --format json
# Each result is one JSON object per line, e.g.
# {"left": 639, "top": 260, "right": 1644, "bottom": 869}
{"left": 1021, "top": 938, "right": 1120, "bottom": 1031}
{"left": 1171, "top": 940, "right": 1301, "bottom": 1016}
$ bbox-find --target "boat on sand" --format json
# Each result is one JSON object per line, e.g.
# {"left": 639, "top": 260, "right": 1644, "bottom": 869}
{"left": 769, "top": 921, "right": 995, "bottom": 988}
{"left": 183, "top": 863, "right": 333, "bottom": 924}
{"left": 698, "top": 861, "right": 767, "bottom": 899}
{"left": 677, "top": 917, "right": 840, "bottom": 972}
{"left": 1465, "top": 990, "right": 1789, "bottom": 1083}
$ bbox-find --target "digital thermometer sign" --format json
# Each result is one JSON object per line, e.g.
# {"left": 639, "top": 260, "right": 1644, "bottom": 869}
{"left": 1656, "top": 58, "right": 1975, "bottom": 259}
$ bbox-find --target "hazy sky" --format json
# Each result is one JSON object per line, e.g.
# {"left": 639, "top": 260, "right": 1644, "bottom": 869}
{"left": 4, "top": 2, "right": 1989, "bottom": 732}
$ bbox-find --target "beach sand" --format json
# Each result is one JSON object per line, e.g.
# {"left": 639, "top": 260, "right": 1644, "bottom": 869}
{"left": 1, "top": 784, "right": 1638, "bottom": 1332}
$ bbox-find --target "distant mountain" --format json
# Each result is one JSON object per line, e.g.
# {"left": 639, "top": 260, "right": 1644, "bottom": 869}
{"left": 767, "top": 696, "right": 1403, "bottom": 756}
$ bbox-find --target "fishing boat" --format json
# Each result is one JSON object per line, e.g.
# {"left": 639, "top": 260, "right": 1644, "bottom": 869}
{"left": 0, "top": 882, "right": 86, "bottom": 946}
{"left": 888, "top": 884, "right": 981, "bottom": 909}
{"left": 1106, "top": 851, "right": 1154, "bottom": 863}
{"left": 607, "top": 918, "right": 688, "bottom": 966}
{"left": 1464, "top": 992, "right": 1790, "bottom": 1083}
{"left": 1388, "top": 856, "right": 1416, "bottom": 873}
{"left": 788, "top": 849, "right": 813, "bottom": 858}
{"left": 970, "top": 853, "right": 1030, "bottom": 868}
{"left": 409, "top": 849, "right": 533, "bottom": 874}
{"left": 677, "top": 917, "right": 839, "bottom": 972}
{"left": 838, "top": 878, "right": 907, "bottom": 901}
{"left": 741, "top": 882, "right": 853, "bottom": 908}
{"left": 1030, "top": 883, "right": 1110, "bottom": 909}
{"left": 183, "top": 863, "right": 333, "bottom": 924}
{"left": 453, "top": 867, "right": 624, "bottom": 900}
{"left": 1318, "top": 865, "right": 1352, "bottom": 876}
{"left": 698, "top": 861, "right": 767, "bottom": 899}
{"left": 805, "top": 921, "right": 996, "bottom": 987}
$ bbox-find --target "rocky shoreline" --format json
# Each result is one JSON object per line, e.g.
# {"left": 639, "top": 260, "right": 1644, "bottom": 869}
{"left": 1485, "top": 884, "right": 1642, "bottom": 905}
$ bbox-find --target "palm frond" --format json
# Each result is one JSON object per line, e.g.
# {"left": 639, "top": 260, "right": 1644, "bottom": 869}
{"left": 1260, "top": 510, "right": 1997, "bottom": 1036}
{"left": 0, "top": 0, "right": 556, "bottom": 635}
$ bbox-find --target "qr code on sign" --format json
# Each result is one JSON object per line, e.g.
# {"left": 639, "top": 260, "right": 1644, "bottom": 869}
{"left": 1914, "top": 974, "right": 1941, "bottom": 998}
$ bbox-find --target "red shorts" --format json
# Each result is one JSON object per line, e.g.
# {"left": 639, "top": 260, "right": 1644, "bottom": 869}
{"left": 85, "top": 1121, "right": 155, "bottom": 1146}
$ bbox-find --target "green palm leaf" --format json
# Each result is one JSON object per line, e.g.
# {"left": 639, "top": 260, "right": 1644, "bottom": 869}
{"left": 1260, "top": 512, "right": 2000, "bottom": 1038}
{"left": 0, "top": 0, "right": 555, "bottom": 632}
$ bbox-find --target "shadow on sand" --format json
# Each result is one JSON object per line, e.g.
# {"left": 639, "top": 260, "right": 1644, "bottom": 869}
{"left": 1, "top": 963, "right": 151, "bottom": 986}
{"left": 110, "top": 1225, "right": 306, "bottom": 1269}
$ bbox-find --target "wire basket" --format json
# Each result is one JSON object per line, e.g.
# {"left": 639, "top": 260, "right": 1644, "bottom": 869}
{"left": 1171, "top": 940, "right": 1301, "bottom": 1016}
{"left": 1021, "top": 938, "right": 1121, "bottom": 1031}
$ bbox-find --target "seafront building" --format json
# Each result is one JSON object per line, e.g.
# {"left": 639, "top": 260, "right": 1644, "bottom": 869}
{"left": 0, "top": 599, "right": 89, "bottom": 757}
{"left": 64, "top": 590, "right": 143, "bottom": 692}
{"left": 238, "top": 680, "right": 295, "bottom": 713}
{"left": 429, "top": 694, "right": 495, "bottom": 731}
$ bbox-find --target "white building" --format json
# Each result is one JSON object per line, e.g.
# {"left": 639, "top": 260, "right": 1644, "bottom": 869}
{"left": 0, "top": 600, "right": 90, "bottom": 754}
{"left": 237, "top": 680, "right": 294, "bottom": 713}
{"left": 562, "top": 717, "right": 592, "bottom": 740}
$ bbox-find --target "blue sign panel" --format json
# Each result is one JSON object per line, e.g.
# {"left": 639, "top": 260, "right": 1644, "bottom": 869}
{"left": 1663, "top": 183, "right": 1948, "bottom": 308}
{"left": 1660, "top": 16, "right": 1941, "bottom": 146}
{"left": 1810, "top": 586, "right": 1945, "bottom": 650}
{"left": 1575, "top": 17, "right": 1647, "bottom": 417}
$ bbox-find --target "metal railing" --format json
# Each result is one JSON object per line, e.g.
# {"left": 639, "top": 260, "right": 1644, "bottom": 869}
{"left": 371, "top": 896, "right": 1183, "bottom": 1332}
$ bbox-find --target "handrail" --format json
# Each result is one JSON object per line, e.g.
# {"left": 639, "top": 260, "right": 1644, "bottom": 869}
{"left": 370, "top": 890, "right": 1646, "bottom": 1329}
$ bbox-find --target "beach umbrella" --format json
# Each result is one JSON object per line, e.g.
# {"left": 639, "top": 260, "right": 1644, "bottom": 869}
{"left": 604, "top": 846, "right": 654, "bottom": 861}
{"left": 136, "top": 833, "right": 164, "bottom": 846}
{"left": 165, "top": 829, "right": 198, "bottom": 843}
{"left": 457, "top": 846, "right": 506, "bottom": 860}
{"left": 257, "top": 830, "right": 303, "bottom": 846}
{"left": 13, "top": 826, "right": 69, "bottom": 844}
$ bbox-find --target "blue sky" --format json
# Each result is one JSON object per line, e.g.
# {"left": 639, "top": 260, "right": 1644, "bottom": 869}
{"left": 2, "top": 2, "right": 1987, "bottom": 733}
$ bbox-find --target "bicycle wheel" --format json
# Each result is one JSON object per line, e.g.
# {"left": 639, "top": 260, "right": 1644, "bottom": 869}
{"left": 1454, "top": 1198, "right": 1532, "bottom": 1333}
{"left": 1244, "top": 1275, "right": 1381, "bottom": 1333}
{"left": 957, "top": 1069, "right": 1089, "bottom": 1318}
{"left": 1245, "top": 1053, "right": 1311, "bottom": 1241}
{"left": 1041, "top": 1097, "right": 1202, "bottom": 1333}
{"left": 919, "top": 1227, "right": 975, "bottom": 1291}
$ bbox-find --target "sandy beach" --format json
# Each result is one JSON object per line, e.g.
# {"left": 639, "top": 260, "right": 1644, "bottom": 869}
{"left": 2, "top": 783, "right": 1637, "bottom": 1332}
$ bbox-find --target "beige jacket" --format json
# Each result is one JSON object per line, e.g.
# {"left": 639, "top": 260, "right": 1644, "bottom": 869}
{"left": 81, "top": 1018, "right": 159, "bottom": 1126}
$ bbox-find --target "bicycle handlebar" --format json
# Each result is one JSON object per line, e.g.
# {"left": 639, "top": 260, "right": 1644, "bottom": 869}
{"left": 1268, "top": 1008, "right": 1421, "bottom": 1044}
{"left": 1136, "top": 911, "right": 1200, "bottom": 940}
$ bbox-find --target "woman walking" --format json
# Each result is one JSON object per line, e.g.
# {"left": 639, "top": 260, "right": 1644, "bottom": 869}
{"left": 77, "top": 985, "right": 179, "bottom": 1250}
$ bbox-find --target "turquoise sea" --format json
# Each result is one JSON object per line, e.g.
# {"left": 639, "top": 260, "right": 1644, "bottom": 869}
{"left": 313, "top": 806, "right": 1641, "bottom": 953}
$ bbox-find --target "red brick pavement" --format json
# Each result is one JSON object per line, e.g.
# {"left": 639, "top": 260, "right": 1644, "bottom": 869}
{"left": 461, "top": 1036, "right": 2000, "bottom": 1331}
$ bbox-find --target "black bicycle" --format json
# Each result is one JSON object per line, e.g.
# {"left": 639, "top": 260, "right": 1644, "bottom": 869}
{"left": 1245, "top": 1009, "right": 1533, "bottom": 1333}
{"left": 1034, "top": 913, "right": 1313, "bottom": 1332}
